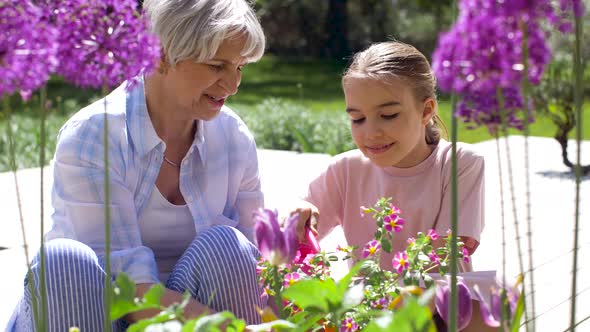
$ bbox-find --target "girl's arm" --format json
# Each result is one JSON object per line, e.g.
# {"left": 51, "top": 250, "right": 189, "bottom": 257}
{"left": 434, "top": 147, "right": 485, "bottom": 256}
{"left": 289, "top": 161, "right": 344, "bottom": 243}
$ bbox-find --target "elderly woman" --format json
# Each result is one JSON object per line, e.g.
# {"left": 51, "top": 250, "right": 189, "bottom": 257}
{"left": 9, "top": 0, "right": 266, "bottom": 330}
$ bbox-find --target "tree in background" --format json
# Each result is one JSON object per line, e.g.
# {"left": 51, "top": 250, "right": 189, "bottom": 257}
{"left": 255, "top": 0, "right": 454, "bottom": 58}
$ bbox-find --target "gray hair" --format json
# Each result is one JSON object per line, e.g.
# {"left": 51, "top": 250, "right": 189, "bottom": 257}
{"left": 143, "top": 0, "right": 266, "bottom": 66}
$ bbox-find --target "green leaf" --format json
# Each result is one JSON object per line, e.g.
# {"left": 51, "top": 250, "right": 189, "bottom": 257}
{"left": 418, "top": 252, "right": 431, "bottom": 263}
{"left": 381, "top": 238, "right": 392, "bottom": 253}
{"left": 110, "top": 274, "right": 165, "bottom": 321}
{"left": 193, "top": 311, "right": 240, "bottom": 332}
{"left": 510, "top": 291, "right": 526, "bottom": 332}
{"left": 113, "top": 273, "right": 137, "bottom": 302}
{"left": 247, "top": 320, "right": 298, "bottom": 332}
{"left": 337, "top": 262, "right": 364, "bottom": 295}
{"left": 143, "top": 284, "right": 165, "bottom": 307}
{"left": 110, "top": 273, "right": 139, "bottom": 320}
{"left": 290, "top": 125, "right": 314, "bottom": 152}
{"left": 423, "top": 274, "right": 434, "bottom": 289}
{"left": 182, "top": 320, "right": 197, "bottom": 332}
{"left": 341, "top": 282, "right": 364, "bottom": 310}
{"left": 364, "top": 297, "right": 435, "bottom": 332}
{"left": 282, "top": 279, "right": 338, "bottom": 312}
{"left": 126, "top": 311, "right": 178, "bottom": 332}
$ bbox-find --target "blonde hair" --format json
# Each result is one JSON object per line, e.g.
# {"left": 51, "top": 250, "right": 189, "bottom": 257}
{"left": 343, "top": 41, "right": 447, "bottom": 145}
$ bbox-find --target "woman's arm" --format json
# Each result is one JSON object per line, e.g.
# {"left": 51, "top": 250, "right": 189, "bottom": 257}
{"left": 126, "top": 284, "right": 212, "bottom": 322}
{"left": 48, "top": 114, "right": 159, "bottom": 284}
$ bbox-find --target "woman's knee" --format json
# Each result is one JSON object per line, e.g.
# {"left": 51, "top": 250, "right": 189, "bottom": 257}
{"left": 29, "top": 239, "right": 103, "bottom": 284}
{"left": 191, "top": 225, "right": 258, "bottom": 260}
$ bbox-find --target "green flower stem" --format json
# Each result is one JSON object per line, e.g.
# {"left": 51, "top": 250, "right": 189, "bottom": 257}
{"left": 39, "top": 87, "right": 49, "bottom": 332}
{"left": 520, "top": 20, "right": 536, "bottom": 332}
{"left": 449, "top": 93, "right": 458, "bottom": 332}
{"left": 569, "top": 11, "right": 584, "bottom": 332}
{"left": 103, "top": 84, "right": 112, "bottom": 332}
{"left": 497, "top": 87, "right": 528, "bottom": 329}
{"left": 3, "top": 96, "right": 42, "bottom": 331}
{"left": 271, "top": 266, "right": 285, "bottom": 319}
{"left": 494, "top": 131, "right": 508, "bottom": 328}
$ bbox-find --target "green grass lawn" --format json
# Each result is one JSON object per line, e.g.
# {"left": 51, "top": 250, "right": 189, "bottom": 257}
{"left": 1, "top": 55, "right": 589, "bottom": 171}
{"left": 231, "top": 55, "right": 590, "bottom": 144}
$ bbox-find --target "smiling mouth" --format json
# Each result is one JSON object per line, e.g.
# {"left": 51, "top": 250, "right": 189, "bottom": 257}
{"left": 365, "top": 143, "right": 394, "bottom": 154}
{"left": 205, "top": 94, "right": 226, "bottom": 107}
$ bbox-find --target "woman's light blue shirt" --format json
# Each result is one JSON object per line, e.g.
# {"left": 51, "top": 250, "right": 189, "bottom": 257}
{"left": 46, "top": 78, "right": 263, "bottom": 284}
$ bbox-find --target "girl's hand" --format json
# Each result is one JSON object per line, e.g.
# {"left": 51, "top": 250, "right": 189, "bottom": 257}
{"left": 288, "top": 200, "right": 320, "bottom": 243}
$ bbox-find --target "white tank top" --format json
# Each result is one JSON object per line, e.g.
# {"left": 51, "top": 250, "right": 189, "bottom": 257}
{"left": 138, "top": 187, "right": 196, "bottom": 282}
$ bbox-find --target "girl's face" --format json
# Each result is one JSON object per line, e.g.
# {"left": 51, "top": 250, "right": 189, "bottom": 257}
{"left": 343, "top": 77, "right": 436, "bottom": 168}
{"left": 160, "top": 36, "right": 248, "bottom": 121}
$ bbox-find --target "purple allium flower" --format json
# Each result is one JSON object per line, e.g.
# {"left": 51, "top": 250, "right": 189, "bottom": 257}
{"left": 254, "top": 209, "right": 299, "bottom": 266}
{"left": 431, "top": 0, "right": 570, "bottom": 133}
{"left": 472, "top": 283, "right": 520, "bottom": 327}
{"left": 362, "top": 240, "right": 381, "bottom": 258}
{"left": 392, "top": 251, "right": 409, "bottom": 274}
{"left": 40, "top": 0, "right": 160, "bottom": 89}
{"left": 340, "top": 317, "right": 358, "bottom": 332}
{"left": 283, "top": 272, "right": 301, "bottom": 288}
{"left": 383, "top": 214, "right": 404, "bottom": 233}
{"left": 427, "top": 229, "right": 439, "bottom": 241}
{"left": 454, "top": 87, "right": 534, "bottom": 132}
{"left": 435, "top": 277, "right": 473, "bottom": 330}
{"left": 0, "top": 0, "right": 58, "bottom": 97}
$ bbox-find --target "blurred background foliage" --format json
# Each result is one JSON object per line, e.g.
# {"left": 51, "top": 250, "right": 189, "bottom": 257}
{"left": 1, "top": 0, "right": 589, "bottom": 171}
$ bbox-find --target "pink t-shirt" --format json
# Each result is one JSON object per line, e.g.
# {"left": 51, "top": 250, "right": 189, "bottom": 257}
{"left": 304, "top": 139, "right": 485, "bottom": 270}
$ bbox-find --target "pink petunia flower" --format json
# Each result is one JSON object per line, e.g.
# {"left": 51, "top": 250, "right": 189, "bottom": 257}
{"left": 359, "top": 206, "right": 369, "bottom": 217}
{"left": 462, "top": 247, "right": 471, "bottom": 263}
{"left": 371, "top": 297, "right": 390, "bottom": 309}
{"left": 389, "top": 204, "right": 402, "bottom": 215}
{"left": 283, "top": 272, "right": 301, "bottom": 288}
{"left": 427, "top": 229, "right": 439, "bottom": 241}
{"left": 392, "top": 251, "right": 409, "bottom": 273}
{"left": 384, "top": 214, "right": 405, "bottom": 233}
{"left": 429, "top": 250, "right": 442, "bottom": 264}
{"left": 407, "top": 237, "right": 416, "bottom": 244}
{"left": 362, "top": 240, "right": 381, "bottom": 258}
{"left": 340, "top": 317, "right": 359, "bottom": 332}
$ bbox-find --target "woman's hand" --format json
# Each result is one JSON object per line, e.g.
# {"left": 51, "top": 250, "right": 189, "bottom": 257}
{"left": 288, "top": 200, "right": 320, "bottom": 243}
{"left": 126, "top": 283, "right": 212, "bottom": 323}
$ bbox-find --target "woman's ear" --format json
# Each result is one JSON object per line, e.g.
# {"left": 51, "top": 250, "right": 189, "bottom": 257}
{"left": 421, "top": 98, "right": 437, "bottom": 125}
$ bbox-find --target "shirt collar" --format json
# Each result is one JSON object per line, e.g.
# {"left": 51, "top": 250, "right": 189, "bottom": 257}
{"left": 127, "top": 76, "right": 207, "bottom": 164}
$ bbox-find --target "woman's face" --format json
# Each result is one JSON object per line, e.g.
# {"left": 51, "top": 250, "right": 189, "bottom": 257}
{"left": 161, "top": 36, "right": 248, "bottom": 121}
{"left": 343, "top": 77, "right": 436, "bottom": 168}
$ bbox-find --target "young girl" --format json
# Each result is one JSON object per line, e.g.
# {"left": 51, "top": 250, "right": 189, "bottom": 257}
{"left": 295, "top": 41, "right": 485, "bottom": 272}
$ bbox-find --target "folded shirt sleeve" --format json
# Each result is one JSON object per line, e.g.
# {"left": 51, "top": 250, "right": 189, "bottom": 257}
{"left": 235, "top": 134, "right": 264, "bottom": 243}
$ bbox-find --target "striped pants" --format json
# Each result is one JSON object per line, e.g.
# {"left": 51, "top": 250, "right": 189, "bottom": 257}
{"left": 7, "top": 225, "right": 263, "bottom": 331}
